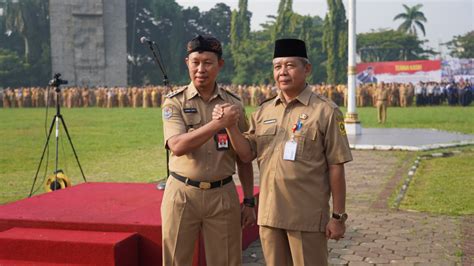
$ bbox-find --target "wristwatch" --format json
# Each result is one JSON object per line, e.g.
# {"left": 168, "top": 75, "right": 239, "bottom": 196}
{"left": 243, "top": 197, "right": 256, "bottom": 208}
{"left": 332, "top": 212, "right": 348, "bottom": 223}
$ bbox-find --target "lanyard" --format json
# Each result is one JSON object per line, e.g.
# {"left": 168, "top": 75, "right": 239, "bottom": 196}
{"left": 291, "top": 119, "right": 303, "bottom": 140}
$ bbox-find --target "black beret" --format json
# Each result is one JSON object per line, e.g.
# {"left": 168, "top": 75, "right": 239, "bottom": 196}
{"left": 273, "top": 38, "right": 308, "bottom": 59}
{"left": 187, "top": 35, "right": 222, "bottom": 58}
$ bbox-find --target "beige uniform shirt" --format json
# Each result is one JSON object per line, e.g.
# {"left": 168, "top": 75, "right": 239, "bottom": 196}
{"left": 162, "top": 82, "right": 248, "bottom": 181}
{"left": 245, "top": 85, "right": 352, "bottom": 232}
{"left": 376, "top": 87, "right": 389, "bottom": 101}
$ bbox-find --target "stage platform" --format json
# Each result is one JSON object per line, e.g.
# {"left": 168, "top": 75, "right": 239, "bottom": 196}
{"left": 0, "top": 182, "right": 260, "bottom": 265}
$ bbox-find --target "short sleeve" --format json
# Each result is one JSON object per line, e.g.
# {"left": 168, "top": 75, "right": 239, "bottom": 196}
{"left": 162, "top": 98, "right": 185, "bottom": 148}
{"left": 237, "top": 105, "right": 250, "bottom": 133}
{"left": 324, "top": 108, "right": 353, "bottom": 165}
{"left": 243, "top": 111, "right": 258, "bottom": 158}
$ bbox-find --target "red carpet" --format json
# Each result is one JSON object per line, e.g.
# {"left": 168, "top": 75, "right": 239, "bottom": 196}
{"left": 0, "top": 182, "right": 260, "bottom": 265}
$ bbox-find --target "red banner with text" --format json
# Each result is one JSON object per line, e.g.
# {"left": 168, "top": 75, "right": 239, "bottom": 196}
{"left": 356, "top": 60, "right": 441, "bottom": 84}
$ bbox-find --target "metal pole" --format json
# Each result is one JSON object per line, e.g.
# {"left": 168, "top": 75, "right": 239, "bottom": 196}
{"left": 344, "top": 0, "right": 362, "bottom": 135}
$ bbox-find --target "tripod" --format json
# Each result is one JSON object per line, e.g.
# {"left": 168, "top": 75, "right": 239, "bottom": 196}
{"left": 29, "top": 74, "right": 87, "bottom": 197}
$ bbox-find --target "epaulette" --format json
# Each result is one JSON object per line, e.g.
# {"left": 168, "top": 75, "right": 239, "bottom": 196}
{"left": 259, "top": 95, "right": 277, "bottom": 106}
{"left": 166, "top": 86, "right": 186, "bottom": 98}
{"left": 223, "top": 88, "right": 241, "bottom": 101}
{"left": 315, "top": 93, "right": 338, "bottom": 108}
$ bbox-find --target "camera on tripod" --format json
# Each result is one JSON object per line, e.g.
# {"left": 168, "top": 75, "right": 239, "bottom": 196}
{"left": 49, "top": 73, "right": 68, "bottom": 89}
{"left": 30, "top": 72, "right": 87, "bottom": 197}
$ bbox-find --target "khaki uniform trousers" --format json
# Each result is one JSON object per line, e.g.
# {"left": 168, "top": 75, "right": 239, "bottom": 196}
{"left": 400, "top": 95, "right": 407, "bottom": 107}
{"left": 376, "top": 100, "right": 387, "bottom": 123}
{"left": 161, "top": 177, "right": 242, "bottom": 266}
{"left": 260, "top": 226, "right": 328, "bottom": 266}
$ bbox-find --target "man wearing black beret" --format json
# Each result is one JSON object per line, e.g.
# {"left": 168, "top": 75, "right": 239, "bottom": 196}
{"left": 213, "top": 38, "right": 352, "bottom": 265}
{"left": 160, "top": 35, "right": 255, "bottom": 265}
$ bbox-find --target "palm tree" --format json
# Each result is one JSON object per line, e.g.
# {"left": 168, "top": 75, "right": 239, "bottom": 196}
{"left": 393, "top": 4, "right": 427, "bottom": 37}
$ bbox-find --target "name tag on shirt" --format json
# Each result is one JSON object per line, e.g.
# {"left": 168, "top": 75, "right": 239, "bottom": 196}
{"left": 283, "top": 140, "right": 297, "bottom": 161}
{"left": 183, "top": 108, "right": 198, "bottom": 113}
{"left": 263, "top": 119, "right": 277, "bottom": 124}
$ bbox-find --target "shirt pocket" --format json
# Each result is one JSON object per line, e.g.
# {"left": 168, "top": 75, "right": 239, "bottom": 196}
{"left": 294, "top": 126, "right": 318, "bottom": 161}
{"left": 182, "top": 113, "right": 202, "bottom": 131}
{"left": 256, "top": 124, "right": 277, "bottom": 160}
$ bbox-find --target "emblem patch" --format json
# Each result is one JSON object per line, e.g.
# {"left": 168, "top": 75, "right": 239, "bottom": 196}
{"left": 338, "top": 121, "right": 347, "bottom": 136}
{"left": 299, "top": 113, "right": 308, "bottom": 120}
{"left": 163, "top": 106, "right": 173, "bottom": 120}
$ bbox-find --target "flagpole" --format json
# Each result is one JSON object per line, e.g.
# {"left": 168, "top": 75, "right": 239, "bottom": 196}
{"left": 345, "top": 0, "right": 362, "bottom": 135}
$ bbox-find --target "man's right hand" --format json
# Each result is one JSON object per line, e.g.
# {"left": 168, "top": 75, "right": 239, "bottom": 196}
{"left": 212, "top": 103, "right": 240, "bottom": 128}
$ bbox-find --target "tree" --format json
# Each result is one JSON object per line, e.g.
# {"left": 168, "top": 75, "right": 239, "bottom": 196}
{"left": 230, "top": 0, "right": 250, "bottom": 52}
{"left": 357, "top": 29, "right": 435, "bottom": 62}
{"left": 0, "top": 48, "right": 27, "bottom": 87}
{"left": 2, "top": 0, "right": 50, "bottom": 86}
{"left": 322, "top": 0, "right": 347, "bottom": 84}
{"left": 127, "top": 0, "right": 189, "bottom": 85}
{"left": 201, "top": 3, "right": 232, "bottom": 44}
{"left": 230, "top": 0, "right": 253, "bottom": 84}
{"left": 273, "top": 0, "right": 294, "bottom": 40}
{"left": 446, "top": 31, "right": 474, "bottom": 58}
{"left": 393, "top": 4, "right": 427, "bottom": 37}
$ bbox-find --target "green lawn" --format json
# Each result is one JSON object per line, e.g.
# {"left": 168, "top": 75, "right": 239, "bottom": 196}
{"left": 339, "top": 105, "right": 474, "bottom": 134}
{"left": 0, "top": 106, "right": 473, "bottom": 204}
{"left": 399, "top": 147, "right": 474, "bottom": 215}
{"left": 0, "top": 108, "right": 167, "bottom": 204}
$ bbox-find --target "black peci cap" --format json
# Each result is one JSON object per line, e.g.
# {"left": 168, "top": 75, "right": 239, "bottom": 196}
{"left": 273, "top": 38, "right": 308, "bottom": 59}
{"left": 187, "top": 35, "right": 223, "bottom": 58}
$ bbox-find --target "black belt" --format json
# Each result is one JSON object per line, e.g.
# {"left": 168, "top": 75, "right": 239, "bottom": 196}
{"left": 171, "top": 172, "right": 233, "bottom": 190}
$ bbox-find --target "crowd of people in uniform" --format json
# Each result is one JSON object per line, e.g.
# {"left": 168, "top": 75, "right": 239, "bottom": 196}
{"left": 1, "top": 80, "right": 472, "bottom": 109}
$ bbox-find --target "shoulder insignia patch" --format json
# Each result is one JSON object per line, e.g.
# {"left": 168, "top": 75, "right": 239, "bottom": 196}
{"left": 166, "top": 87, "right": 186, "bottom": 98}
{"left": 315, "top": 93, "right": 338, "bottom": 108}
{"left": 223, "top": 89, "right": 241, "bottom": 101}
{"left": 259, "top": 95, "right": 277, "bottom": 106}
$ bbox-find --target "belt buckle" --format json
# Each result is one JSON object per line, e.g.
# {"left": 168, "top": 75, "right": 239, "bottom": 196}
{"left": 199, "top": 181, "right": 211, "bottom": 190}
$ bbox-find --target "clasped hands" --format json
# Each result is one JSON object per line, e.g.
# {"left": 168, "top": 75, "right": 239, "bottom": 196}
{"left": 212, "top": 103, "right": 240, "bottom": 128}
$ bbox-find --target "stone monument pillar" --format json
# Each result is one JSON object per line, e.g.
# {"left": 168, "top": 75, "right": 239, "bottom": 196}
{"left": 49, "top": 0, "right": 127, "bottom": 87}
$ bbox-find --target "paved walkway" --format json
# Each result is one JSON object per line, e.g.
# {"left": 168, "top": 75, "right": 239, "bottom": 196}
{"left": 239, "top": 150, "right": 469, "bottom": 265}
{"left": 347, "top": 128, "right": 474, "bottom": 151}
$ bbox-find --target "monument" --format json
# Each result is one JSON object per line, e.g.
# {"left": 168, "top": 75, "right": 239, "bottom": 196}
{"left": 49, "top": 0, "right": 127, "bottom": 87}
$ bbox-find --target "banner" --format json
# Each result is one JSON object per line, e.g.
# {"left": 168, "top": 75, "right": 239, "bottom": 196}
{"left": 441, "top": 58, "right": 474, "bottom": 83}
{"left": 356, "top": 60, "right": 441, "bottom": 84}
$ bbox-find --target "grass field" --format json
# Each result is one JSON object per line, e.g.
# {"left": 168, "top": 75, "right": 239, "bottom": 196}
{"left": 0, "top": 105, "right": 473, "bottom": 204}
{"left": 399, "top": 147, "right": 474, "bottom": 216}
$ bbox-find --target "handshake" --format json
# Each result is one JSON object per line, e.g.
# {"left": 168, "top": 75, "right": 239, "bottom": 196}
{"left": 212, "top": 103, "right": 240, "bottom": 128}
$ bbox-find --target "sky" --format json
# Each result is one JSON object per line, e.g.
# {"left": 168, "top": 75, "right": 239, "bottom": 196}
{"left": 176, "top": 0, "right": 474, "bottom": 57}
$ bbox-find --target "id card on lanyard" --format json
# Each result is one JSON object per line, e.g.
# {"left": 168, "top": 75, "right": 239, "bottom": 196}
{"left": 283, "top": 119, "right": 303, "bottom": 161}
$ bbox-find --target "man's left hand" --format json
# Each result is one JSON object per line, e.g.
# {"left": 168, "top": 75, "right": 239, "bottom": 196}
{"left": 241, "top": 206, "right": 256, "bottom": 229}
{"left": 325, "top": 219, "right": 345, "bottom": 240}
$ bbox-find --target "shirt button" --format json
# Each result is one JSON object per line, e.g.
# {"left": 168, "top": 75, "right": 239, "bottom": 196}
{"left": 207, "top": 151, "right": 211, "bottom": 154}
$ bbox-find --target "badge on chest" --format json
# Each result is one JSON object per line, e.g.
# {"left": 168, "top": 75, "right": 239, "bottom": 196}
{"left": 214, "top": 129, "right": 230, "bottom": 150}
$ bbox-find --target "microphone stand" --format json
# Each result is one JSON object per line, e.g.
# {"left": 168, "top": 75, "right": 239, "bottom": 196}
{"left": 143, "top": 38, "right": 170, "bottom": 190}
